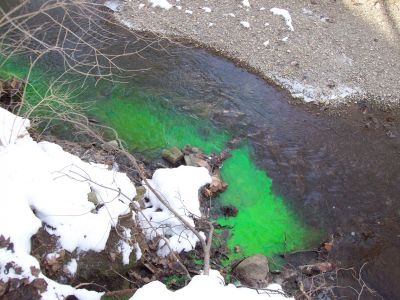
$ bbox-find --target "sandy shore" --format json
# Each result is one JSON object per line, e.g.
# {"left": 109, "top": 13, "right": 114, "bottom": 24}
{"left": 114, "top": 0, "right": 400, "bottom": 106}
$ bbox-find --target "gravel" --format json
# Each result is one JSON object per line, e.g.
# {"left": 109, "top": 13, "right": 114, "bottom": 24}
{"left": 115, "top": 0, "right": 400, "bottom": 107}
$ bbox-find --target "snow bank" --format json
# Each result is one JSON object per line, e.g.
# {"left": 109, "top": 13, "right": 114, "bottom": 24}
{"left": 0, "top": 107, "right": 136, "bottom": 298}
{"left": 0, "top": 137, "right": 136, "bottom": 253}
{"left": 270, "top": 8, "right": 294, "bottom": 31}
{"left": 139, "top": 166, "right": 211, "bottom": 256}
{"left": 130, "top": 270, "right": 293, "bottom": 300}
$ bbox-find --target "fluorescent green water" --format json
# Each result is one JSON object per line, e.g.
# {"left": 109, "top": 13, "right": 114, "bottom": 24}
{"left": 89, "top": 84, "right": 229, "bottom": 154}
{"left": 217, "top": 147, "right": 317, "bottom": 261}
{"left": 1, "top": 57, "right": 316, "bottom": 262}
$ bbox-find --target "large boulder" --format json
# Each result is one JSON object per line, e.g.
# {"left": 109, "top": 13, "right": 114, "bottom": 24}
{"left": 234, "top": 254, "right": 270, "bottom": 288}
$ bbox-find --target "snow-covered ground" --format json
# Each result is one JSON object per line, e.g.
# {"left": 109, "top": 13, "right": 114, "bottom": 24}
{"left": 0, "top": 107, "right": 135, "bottom": 298}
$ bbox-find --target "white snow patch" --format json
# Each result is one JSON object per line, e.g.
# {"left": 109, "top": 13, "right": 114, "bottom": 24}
{"left": 135, "top": 243, "right": 143, "bottom": 260}
{"left": 260, "top": 7, "right": 265, "bottom": 11}
{"left": 209, "top": 22, "right": 215, "bottom": 27}
{"left": 139, "top": 3, "right": 145, "bottom": 9}
{"left": 130, "top": 269, "right": 293, "bottom": 300}
{"left": 66, "top": 259, "right": 78, "bottom": 275}
{"left": 118, "top": 228, "right": 136, "bottom": 265}
{"left": 202, "top": 6, "right": 211, "bottom": 12}
{"left": 138, "top": 166, "right": 211, "bottom": 257}
{"left": 120, "top": 19, "right": 135, "bottom": 29}
{"left": 270, "top": 8, "right": 294, "bottom": 31}
{"left": 263, "top": 40, "right": 270, "bottom": 46}
{"left": 242, "top": 0, "right": 250, "bottom": 8}
{"left": 302, "top": 8, "right": 313, "bottom": 15}
{"left": 185, "top": 9, "right": 193, "bottom": 14}
{"left": 282, "top": 36, "right": 289, "bottom": 42}
{"left": 240, "top": 21, "right": 250, "bottom": 28}
{"left": 274, "top": 76, "right": 361, "bottom": 103}
{"left": 148, "top": 0, "right": 172, "bottom": 10}
{"left": 176, "top": 5, "right": 182, "bottom": 10}
{"left": 104, "top": 0, "right": 121, "bottom": 11}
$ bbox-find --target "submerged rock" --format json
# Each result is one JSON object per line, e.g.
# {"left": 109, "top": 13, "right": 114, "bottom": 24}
{"left": 162, "top": 147, "right": 183, "bottom": 165}
{"left": 101, "top": 140, "right": 119, "bottom": 152}
{"left": 234, "top": 254, "right": 270, "bottom": 288}
{"left": 220, "top": 204, "right": 238, "bottom": 217}
{"left": 184, "top": 153, "right": 209, "bottom": 169}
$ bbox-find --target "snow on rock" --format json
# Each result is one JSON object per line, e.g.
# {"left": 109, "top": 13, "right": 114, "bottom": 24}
{"left": 202, "top": 7, "right": 211, "bottom": 13}
{"left": 242, "top": 0, "right": 250, "bottom": 8}
{"left": 185, "top": 9, "right": 193, "bottom": 14}
{"left": 118, "top": 228, "right": 137, "bottom": 265}
{"left": 138, "top": 166, "right": 211, "bottom": 256}
{"left": 66, "top": 259, "right": 78, "bottom": 276}
{"left": 0, "top": 247, "right": 101, "bottom": 300}
{"left": 130, "top": 269, "right": 293, "bottom": 300}
{"left": 224, "top": 13, "right": 236, "bottom": 17}
{"left": 104, "top": 0, "right": 121, "bottom": 11}
{"left": 135, "top": 242, "right": 143, "bottom": 260}
{"left": 270, "top": 8, "right": 294, "bottom": 31}
{"left": 0, "top": 107, "right": 136, "bottom": 298}
{"left": 240, "top": 21, "right": 250, "bottom": 28}
{"left": 148, "top": 0, "right": 172, "bottom": 10}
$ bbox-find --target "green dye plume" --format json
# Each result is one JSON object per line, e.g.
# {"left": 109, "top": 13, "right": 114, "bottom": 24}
{"left": 217, "top": 147, "right": 317, "bottom": 261}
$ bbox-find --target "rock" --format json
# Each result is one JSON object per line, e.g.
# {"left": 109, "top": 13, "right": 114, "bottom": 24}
{"left": 234, "top": 254, "right": 270, "bottom": 288}
{"left": 209, "top": 170, "right": 228, "bottom": 193}
{"left": 161, "top": 147, "right": 183, "bottom": 165}
{"left": 203, "top": 169, "right": 228, "bottom": 197}
{"left": 87, "top": 191, "right": 98, "bottom": 206}
{"left": 101, "top": 140, "right": 119, "bottom": 151}
{"left": 299, "top": 262, "right": 333, "bottom": 275}
{"left": 184, "top": 154, "right": 210, "bottom": 170}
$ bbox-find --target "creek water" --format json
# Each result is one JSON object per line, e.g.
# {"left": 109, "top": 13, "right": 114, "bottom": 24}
{"left": 1, "top": 2, "right": 400, "bottom": 298}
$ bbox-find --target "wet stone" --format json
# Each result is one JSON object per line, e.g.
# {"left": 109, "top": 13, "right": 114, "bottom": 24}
{"left": 234, "top": 254, "right": 270, "bottom": 288}
{"left": 162, "top": 147, "right": 183, "bottom": 165}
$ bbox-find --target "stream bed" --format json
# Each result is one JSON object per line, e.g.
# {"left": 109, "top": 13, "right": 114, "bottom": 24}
{"left": 1, "top": 3, "right": 400, "bottom": 297}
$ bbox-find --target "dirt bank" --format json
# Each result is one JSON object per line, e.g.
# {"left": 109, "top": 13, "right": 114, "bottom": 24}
{"left": 114, "top": 0, "right": 400, "bottom": 107}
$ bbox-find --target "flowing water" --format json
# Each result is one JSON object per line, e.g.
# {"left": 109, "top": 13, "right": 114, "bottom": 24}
{"left": 2, "top": 2, "right": 400, "bottom": 298}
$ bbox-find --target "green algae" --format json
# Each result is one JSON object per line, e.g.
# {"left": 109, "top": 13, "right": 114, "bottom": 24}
{"left": 217, "top": 146, "right": 318, "bottom": 261}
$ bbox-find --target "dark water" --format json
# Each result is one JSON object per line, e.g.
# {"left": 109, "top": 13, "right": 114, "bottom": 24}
{"left": 109, "top": 43, "right": 400, "bottom": 299}
{"left": 2, "top": 1, "right": 400, "bottom": 298}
